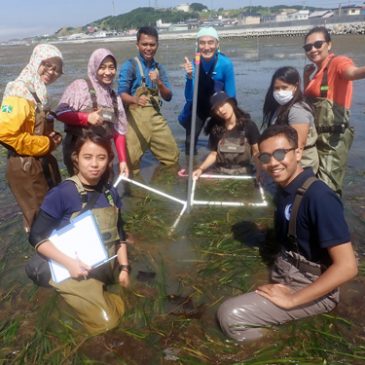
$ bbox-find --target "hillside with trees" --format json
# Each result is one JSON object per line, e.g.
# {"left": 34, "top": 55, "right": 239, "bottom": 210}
{"left": 55, "top": 4, "right": 325, "bottom": 37}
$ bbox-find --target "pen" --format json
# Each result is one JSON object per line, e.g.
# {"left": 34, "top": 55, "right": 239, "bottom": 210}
{"left": 93, "top": 254, "right": 118, "bottom": 269}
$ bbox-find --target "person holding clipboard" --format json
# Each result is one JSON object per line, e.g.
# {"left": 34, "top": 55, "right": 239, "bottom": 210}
{"left": 28, "top": 130, "right": 130, "bottom": 335}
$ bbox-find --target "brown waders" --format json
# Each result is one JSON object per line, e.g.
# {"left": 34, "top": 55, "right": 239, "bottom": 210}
{"left": 126, "top": 57, "right": 179, "bottom": 175}
{"left": 50, "top": 176, "right": 125, "bottom": 335}
{"left": 217, "top": 251, "right": 339, "bottom": 341}
{"left": 218, "top": 177, "right": 339, "bottom": 341}
{"left": 6, "top": 96, "right": 61, "bottom": 232}
{"left": 308, "top": 57, "right": 354, "bottom": 195}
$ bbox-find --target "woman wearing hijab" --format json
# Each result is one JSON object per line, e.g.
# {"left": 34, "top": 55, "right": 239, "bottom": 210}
{"left": 0, "top": 44, "right": 63, "bottom": 232}
{"left": 56, "top": 48, "right": 128, "bottom": 177}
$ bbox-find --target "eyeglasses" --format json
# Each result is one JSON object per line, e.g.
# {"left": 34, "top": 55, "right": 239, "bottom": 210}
{"left": 303, "top": 40, "right": 327, "bottom": 52}
{"left": 42, "top": 62, "right": 62, "bottom": 77}
{"left": 258, "top": 148, "right": 296, "bottom": 164}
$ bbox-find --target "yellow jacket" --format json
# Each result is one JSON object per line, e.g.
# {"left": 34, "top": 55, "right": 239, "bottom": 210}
{"left": 0, "top": 96, "right": 50, "bottom": 156}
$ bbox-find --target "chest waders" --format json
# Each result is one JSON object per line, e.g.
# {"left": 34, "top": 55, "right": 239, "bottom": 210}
{"left": 6, "top": 93, "right": 61, "bottom": 230}
{"left": 216, "top": 129, "right": 252, "bottom": 175}
{"left": 51, "top": 176, "right": 125, "bottom": 335}
{"left": 63, "top": 80, "right": 119, "bottom": 175}
{"left": 307, "top": 58, "right": 354, "bottom": 195}
{"left": 217, "top": 175, "right": 340, "bottom": 342}
{"left": 281, "top": 175, "right": 339, "bottom": 300}
{"left": 301, "top": 122, "right": 319, "bottom": 173}
{"left": 126, "top": 57, "right": 179, "bottom": 173}
{"left": 32, "top": 92, "right": 62, "bottom": 188}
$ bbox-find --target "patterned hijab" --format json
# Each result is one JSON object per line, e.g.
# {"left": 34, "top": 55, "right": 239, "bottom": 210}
{"left": 57, "top": 48, "right": 127, "bottom": 135}
{"left": 3, "top": 44, "right": 63, "bottom": 105}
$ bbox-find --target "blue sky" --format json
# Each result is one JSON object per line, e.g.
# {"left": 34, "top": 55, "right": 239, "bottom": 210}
{"left": 0, "top": 0, "right": 362, "bottom": 41}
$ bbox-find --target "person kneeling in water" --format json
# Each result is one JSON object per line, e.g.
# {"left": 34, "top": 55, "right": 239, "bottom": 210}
{"left": 193, "top": 91, "right": 260, "bottom": 178}
{"left": 28, "top": 130, "right": 130, "bottom": 335}
{"left": 217, "top": 125, "right": 357, "bottom": 341}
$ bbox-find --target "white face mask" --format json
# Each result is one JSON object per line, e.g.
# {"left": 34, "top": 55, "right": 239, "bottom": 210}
{"left": 273, "top": 89, "right": 294, "bottom": 105}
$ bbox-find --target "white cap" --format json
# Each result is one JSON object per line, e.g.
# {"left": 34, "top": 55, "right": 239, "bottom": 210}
{"left": 196, "top": 27, "right": 219, "bottom": 41}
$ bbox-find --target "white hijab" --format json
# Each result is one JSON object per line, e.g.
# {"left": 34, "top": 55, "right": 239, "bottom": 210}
{"left": 3, "top": 44, "right": 63, "bottom": 105}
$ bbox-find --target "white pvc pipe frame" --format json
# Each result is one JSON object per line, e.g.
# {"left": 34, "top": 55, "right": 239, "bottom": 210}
{"left": 114, "top": 174, "right": 267, "bottom": 232}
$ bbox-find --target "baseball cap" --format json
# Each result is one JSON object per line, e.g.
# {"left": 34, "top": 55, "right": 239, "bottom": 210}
{"left": 196, "top": 27, "right": 219, "bottom": 41}
{"left": 210, "top": 91, "right": 235, "bottom": 111}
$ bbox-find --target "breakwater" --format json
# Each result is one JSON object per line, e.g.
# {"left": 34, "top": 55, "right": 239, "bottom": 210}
{"left": 167, "top": 22, "right": 365, "bottom": 40}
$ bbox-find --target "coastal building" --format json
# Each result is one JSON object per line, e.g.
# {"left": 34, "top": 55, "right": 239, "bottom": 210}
{"left": 287, "top": 10, "right": 310, "bottom": 21}
{"left": 275, "top": 11, "right": 289, "bottom": 22}
{"left": 239, "top": 16, "right": 261, "bottom": 26}
{"left": 334, "top": 5, "right": 362, "bottom": 16}
{"left": 169, "top": 23, "right": 190, "bottom": 31}
{"left": 309, "top": 10, "right": 334, "bottom": 19}
{"left": 176, "top": 3, "right": 190, "bottom": 12}
{"left": 156, "top": 19, "right": 172, "bottom": 30}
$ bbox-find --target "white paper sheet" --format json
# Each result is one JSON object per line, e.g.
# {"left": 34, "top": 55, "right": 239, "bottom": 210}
{"left": 48, "top": 210, "right": 108, "bottom": 283}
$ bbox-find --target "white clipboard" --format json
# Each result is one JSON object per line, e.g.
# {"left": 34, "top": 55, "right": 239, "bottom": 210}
{"left": 48, "top": 210, "right": 109, "bottom": 283}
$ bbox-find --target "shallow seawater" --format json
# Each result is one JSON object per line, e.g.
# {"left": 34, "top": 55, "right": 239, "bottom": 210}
{"left": 1, "top": 35, "right": 365, "bottom": 364}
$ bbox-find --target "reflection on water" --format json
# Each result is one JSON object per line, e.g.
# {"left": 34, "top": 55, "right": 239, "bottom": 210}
{"left": 0, "top": 35, "right": 365, "bottom": 363}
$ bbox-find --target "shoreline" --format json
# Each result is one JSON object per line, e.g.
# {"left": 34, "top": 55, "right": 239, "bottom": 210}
{"left": 49, "top": 21, "right": 365, "bottom": 45}
{"left": 2, "top": 21, "right": 364, "bottom": 47}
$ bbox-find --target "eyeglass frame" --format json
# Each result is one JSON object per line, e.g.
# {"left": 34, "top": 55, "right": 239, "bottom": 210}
{"left": 258, "top": 147, "right": 296, "bottom": 164}
{"left": 303, "top": 40, "right": 327, "bottom": 53}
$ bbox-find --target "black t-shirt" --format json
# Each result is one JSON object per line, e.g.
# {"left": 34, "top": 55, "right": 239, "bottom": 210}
{"left": 209, "top": 120, "right": 260, "bottom": 151}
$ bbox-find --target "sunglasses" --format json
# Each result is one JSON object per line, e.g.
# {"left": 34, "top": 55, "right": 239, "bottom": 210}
{"left": 258, "top": 148, "right": 296, "bottom": 164}
{"left": 303, "top": 40, "right": 327, "bottom": 52}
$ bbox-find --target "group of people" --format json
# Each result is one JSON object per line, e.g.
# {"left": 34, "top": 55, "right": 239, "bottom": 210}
{"left": 0, "top": 24, "right": 363, "bottom": 339}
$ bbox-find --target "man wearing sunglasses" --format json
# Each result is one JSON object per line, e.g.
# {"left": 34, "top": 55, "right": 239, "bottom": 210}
{"left": 217, "top": 124, "right": 357, "bottom": 342}
{"left": 303, "top": 26, "right": 365, "bottom": 196}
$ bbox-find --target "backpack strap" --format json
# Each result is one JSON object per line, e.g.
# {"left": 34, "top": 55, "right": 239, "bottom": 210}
{"left": 320, "top": 56, "right": 336, "bottom": 98}
{"left": 287, "top": 176, "right": 318, "bottom": 251}
{"left": 85, "top": 79, "right": 98, "bottom": 111}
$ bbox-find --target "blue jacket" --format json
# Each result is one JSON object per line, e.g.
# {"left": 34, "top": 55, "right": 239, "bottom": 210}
{"left": 178, "top": 52, "right": 236, "bottom": 126}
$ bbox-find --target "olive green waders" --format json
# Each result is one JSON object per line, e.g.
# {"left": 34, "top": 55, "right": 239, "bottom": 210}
{"left": 308, "top": 57, "right": 354, "bottom": 196}
{"left": 126, "top": 57, "right": 179, "bottom": 175}
{"left": 311, "top": 97, "right": 353, "bottom": 195}
{"left": 6, "top": 96, "right": 60, "bottom": 231}
{"left": 50, "top": 177, "right": 125, "bottom": 335}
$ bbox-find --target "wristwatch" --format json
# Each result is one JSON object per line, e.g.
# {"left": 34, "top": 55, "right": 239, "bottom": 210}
{"left": 118, "top": 264, "right": 131, "bottom": 273}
